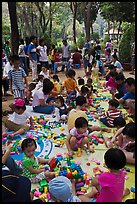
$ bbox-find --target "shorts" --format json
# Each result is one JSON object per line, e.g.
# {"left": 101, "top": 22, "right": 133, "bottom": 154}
{"left": 13, "top": 89, "right": 25, "bottom": 99}
{"left": 2, "top": 116, "right": 30, "bottom": 132}
{"left": 30, "top": 171, "right": 45, "bottom": 183}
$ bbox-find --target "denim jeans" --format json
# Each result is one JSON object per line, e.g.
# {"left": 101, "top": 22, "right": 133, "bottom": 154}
{"left": 33, "top": 106, "right": 55, "bottom": 114}
{"left": 4, "top": 156, "right": 23, "bottom": 175}
{"left": 20, "top": 56, "right": 28, "bottom": 75}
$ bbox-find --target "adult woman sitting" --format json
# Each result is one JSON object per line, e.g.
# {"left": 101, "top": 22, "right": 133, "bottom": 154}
{"left": 32, "top": 78, "right": 58, "bottom": 114}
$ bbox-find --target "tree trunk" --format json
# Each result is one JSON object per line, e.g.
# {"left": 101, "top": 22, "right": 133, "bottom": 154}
{"left": 8, "top": 2, "right": 19, "bottom": 55}
{"left": 49, "top": 2, "right": 52, "bottom": 39}
{"left": 84, "top": 2, "right": 92, "bottom": 41}
{"left": 70, "top": 2, "right": 77, "bottom": 44}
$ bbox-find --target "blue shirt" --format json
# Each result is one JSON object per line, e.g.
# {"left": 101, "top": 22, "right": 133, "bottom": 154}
{"left": 28, "top": 43, "right": 37, "bottom": 61}
{"left": 122, "top": 92, "right": 135, "bottom": 100}
{"left": 117, "top": 82, "right": 127, "bottom": 96}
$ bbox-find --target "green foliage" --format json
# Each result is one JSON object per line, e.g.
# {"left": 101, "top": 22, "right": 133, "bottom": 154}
{"left": 77, "top": 36, "right": 85, "bottom": 49}
{"left": 119, "top": 24, "right": 135, "bottom": 63}
{"left": 91, "top": 32, "right": 99, "bottom": 41}
{"left": 71, "top": 43, "right": 78, "bottom": 52}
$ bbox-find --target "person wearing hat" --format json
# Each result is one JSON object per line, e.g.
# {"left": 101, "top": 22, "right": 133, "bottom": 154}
{"left": 2, "top": 170, "right": 44, "bottom": 202}
{"left": 48, "top": 176, "right": 81, "bottom": 202}
{"left": 2, "top": 98, "right": 34, "bottom": 138}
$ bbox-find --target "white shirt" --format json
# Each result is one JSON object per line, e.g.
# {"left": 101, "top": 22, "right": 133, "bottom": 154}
{"left": 18, "top": 44, "right": 26, "bottom": 57}
{"left": 112, "top": 60, "right": 123, "bottom": 71}
{"left": 62, "top": 45, "right": 71, "bottom": 58}
{"left": 3, "top": 62, "right": 12, "bottom": 78}
{"left": 39, "top": 70, "right": 50, "bottom": 78}
{"left": 8, "top": 110, "right": 30, "bottom": 125}
{"left": 37, "top": 45, "right": 48, "bottom": 62}
{"left": 32, "top": 87, "right": 48, "bottom": 107}
{"left": 35, "top": 81, "right": 43, "bottom": 90}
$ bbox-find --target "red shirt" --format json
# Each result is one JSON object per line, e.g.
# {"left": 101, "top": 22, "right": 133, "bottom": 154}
{"left": 72, "top": 52, "right": 82, "bottom": 64}
{"left": 54, "top": 53, "right": 60, "bottom": 62}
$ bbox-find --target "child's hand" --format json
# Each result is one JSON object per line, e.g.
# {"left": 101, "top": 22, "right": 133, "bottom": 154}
{"left": 47, "top": 157, "right": 55, "bottom": 164}
{"left": 4, "top": 141, "right": 13, "bottom": 153}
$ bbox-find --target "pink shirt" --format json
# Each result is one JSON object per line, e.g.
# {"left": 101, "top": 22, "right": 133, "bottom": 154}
{"left": 106, "top": 76, "right": 117, "bottom": 89}
{"left": 96, "top": 171, "right": 125, "bottom": 202}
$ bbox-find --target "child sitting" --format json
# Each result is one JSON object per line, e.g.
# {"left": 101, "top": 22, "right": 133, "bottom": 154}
{"left": 77, "top": 78, "right": 85, "bottom": 91}
{"left": 83, "top": 71, "right": 91, "bottom": 84}
{"left": 35, "top": 74, "right": 44, "bottom": 90}
{"left": 39, "top": 66, "right": 50, "bottom": 79}
{"left": 91, "top": 60, "right": 99, "bottom": 82}
{"left": 60, "top": 69, "right": 79, "bottom": 101}
{"left": 25, "top": 83, "right": 36, "bottom": 105}
{"left": 78, "top": 148, "right": 130, "bottom": 202}
{"left": 98, "top": 99, "right": 122, "bottom": 127}
{"left": 48, "top": 176, "right": 81, "bottom": 202}
{"left": 21, "top": 138, "right": 56, "bottom": 183}
{"left": 54, "top": 96, "right": 68, "bottom": 121}
{"left": 2, "top": 99, "right": 34, "bottom": 138}
{"left": 105, "top": 70, "right": 118, "bottom": 97}
{"left": 113, "top": 122, "right": 135, "bottom": 150}
{"left": 52, "top": 74, "right": 61, "bottom": 92}
{"left": 66, "top": 117, "right": 94, "bottom": 156}
{"left": 105, "top": 117, "right": 126, "bottom": 148}
{"left": 46, "top": 96, "right": 55, "bottom": 106}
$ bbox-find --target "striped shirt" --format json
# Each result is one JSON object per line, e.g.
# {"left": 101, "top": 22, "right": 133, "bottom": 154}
{"left": 106, "top": 109, "right": 122, "bottom": 126}
{"left": 8, "top": 67, "right": 26, "bottom": 90}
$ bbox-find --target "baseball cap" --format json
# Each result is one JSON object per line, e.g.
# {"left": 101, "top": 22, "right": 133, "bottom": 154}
{"left": 48, "top": 176, "right": 72, "bottom": 202}
{"left": 2, "top": 170, "right": 31, "bottom": 202}
{"left": 13, "top": 99, "right": 25, "bottom": 107}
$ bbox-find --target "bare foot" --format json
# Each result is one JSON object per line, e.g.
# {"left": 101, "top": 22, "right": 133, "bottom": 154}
{"left": 123, "top": 188, "right": 130, "bottom": 197}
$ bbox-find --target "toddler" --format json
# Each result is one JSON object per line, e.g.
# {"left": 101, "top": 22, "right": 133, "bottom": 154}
{"left": 48, "top": 176, "right": 81, "bottom": 202}
{"left": 2, "top": 99, "right": 34, "bottom": 138}
{"left": 105, "top": 70, "right": 118, "bottom": 97}
{"left": 52, "top": 74, "right": 61, "bottom": 92}
{"left": 105, "top": 117, "right": 126, "bottom": 148}
{"left": 114, "top": 122, "right": 135, "bottom": 150}
{"left": 46, "top": 96, "right": 55, "bottom": 106}
{"left": 79, "top": 148, "right": 129, "bottom": 202}
{"left": 21, "top": 138, "right": 56, "bottom": 183}
{"left": 61, "top": 69, "right": 79, "bottom": 101}
{"left": 83, "top": 71, "right": 91, "bottom": 84}
{"left": 77, "top": 78, "right": 85, "bottom": 91}
{"left": 66, "top": 117, "right": 94, "bottom": 157}
{"left": 54, "top": 96, "right": 68, "bottom": 121}
{"left": 39, "top": 66, "right": 50, "bottom": 79}
{"left": 99, "top": 99, "right": 122, "bottom": 127}
{"left": 25, "top": 82, "right": 36, "bottom": 105}
{"left": 35, "top": 74, "right": 44, "bottom": 90}
{"left": 91, "top": 60, "right": 99, "bottom": 82}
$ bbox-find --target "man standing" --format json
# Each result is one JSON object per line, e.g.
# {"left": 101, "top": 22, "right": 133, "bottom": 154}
{"left": 62, "top": 39, "right": 71, "bottom": 71}
{"left": 28, "top": 36, "right": 38, "bottom": 81}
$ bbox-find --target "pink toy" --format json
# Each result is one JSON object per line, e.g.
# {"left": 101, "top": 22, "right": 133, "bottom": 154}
{"left": 47, "top": 192, "right": 51, "bottom": 200}
{"left": 28, "top": 133, "right": 33, "bottom": 138}
{"left": 34, "top": 191, "right": 42, "bottom": 197}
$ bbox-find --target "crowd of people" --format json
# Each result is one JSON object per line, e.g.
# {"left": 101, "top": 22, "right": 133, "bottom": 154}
{"left": 2, "top": 37, "right": 135, "bottom": 202}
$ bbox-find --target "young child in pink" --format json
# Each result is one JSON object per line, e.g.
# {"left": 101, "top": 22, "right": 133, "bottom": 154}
{"left": 78, "top": 148, "right": 130, "bottom": 202}
{"left": 105, "top": 70, "right": 118, "bottom": 97}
